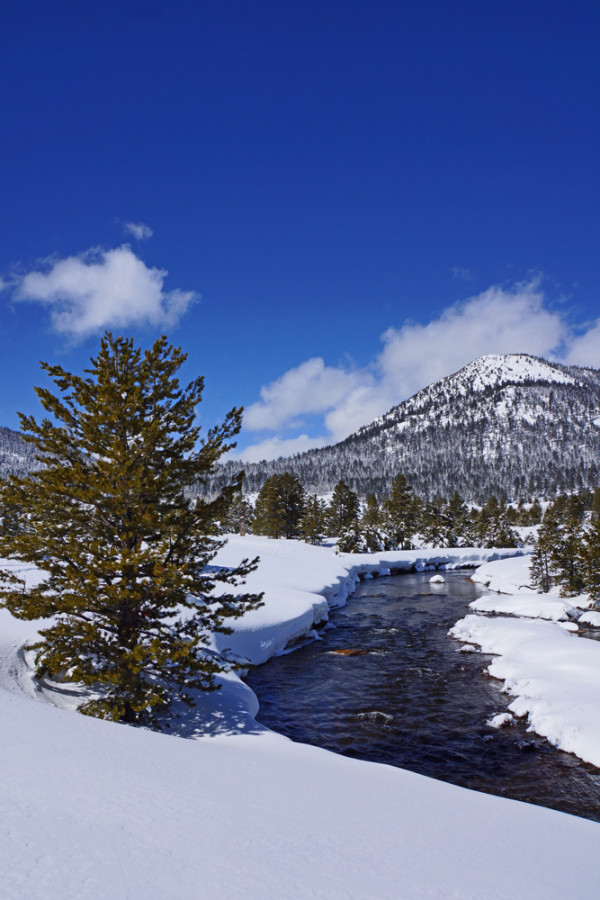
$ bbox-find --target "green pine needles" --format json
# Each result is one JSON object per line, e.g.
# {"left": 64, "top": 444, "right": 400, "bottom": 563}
{"left": 0, "top": 334, "right": 263, "bottom": 728}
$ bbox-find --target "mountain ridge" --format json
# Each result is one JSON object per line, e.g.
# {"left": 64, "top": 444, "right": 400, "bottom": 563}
{"left": 2, "top": 354, "right": 600, "bottom": 503}
{"left": 212, "top": 353, "right": 600, "bottom": 501}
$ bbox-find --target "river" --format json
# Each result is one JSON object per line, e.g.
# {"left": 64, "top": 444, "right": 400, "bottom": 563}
{"left": 245, "top": 571, "right": 600, "bottom": 822}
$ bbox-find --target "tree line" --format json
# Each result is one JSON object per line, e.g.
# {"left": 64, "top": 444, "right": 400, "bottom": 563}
{"left": 208, "top": 368, "right": 600, "bottom": 503}
{"left": 223, "top": 471, "right": 542, "bottom": 551}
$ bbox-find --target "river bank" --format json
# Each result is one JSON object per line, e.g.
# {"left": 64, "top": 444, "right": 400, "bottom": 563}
{"left": 451, "top": 554, "right": 600, "bottom": 767}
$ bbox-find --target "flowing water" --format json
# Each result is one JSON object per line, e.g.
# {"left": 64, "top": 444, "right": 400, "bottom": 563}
{"left": 245, "top": 571, "right": 600, "bottom": 822}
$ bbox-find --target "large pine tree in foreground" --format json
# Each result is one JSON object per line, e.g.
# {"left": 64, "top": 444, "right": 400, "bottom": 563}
{"left": 0, "top": 334, "right": 263, "bottom": 728}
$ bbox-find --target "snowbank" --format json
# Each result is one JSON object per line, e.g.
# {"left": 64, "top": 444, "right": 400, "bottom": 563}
{"left": 453, "top": 554, "right": 600, "bottom": 768}
{"left": 451, "top": 614, "right": 600, "bottom": 766}
{"left": 2, "top": 539, "right": 600, "bottom": 899}
{"left": 471, "top": 553, "right": 535, "bottom": 593}
{"left": 469, "top": 591, "right": 579, "bottom": 623}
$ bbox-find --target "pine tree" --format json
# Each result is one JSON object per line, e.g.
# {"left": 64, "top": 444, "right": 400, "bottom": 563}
{"left": 591, "top": 486, "right": 600, "bottom": 523}
{"left": 383, "top": 474, "right": 418, "bottom": 549}
{"left": 445, "top": 490, "right": 472, "bottom": 544}
{"left": 530, "top": 513, "right": 560, "bottom": 592}
{"left": 582, "top": 515, "right": 600, "bottom": 607}
{"left": 361, "top": 493, "right": 381, "bottom": 528}
{"left": 222, "top": 491, "right": 253, "bottom": 535}
{"left": 0, "top": 334, "right": 263, "bottom": 728}
{"left": 359, "top": 493, "right": 388, "bottom": 551}
{"left": 472, "top": 495, "right": 519, "bottom": 548}
{"left": 252, "top": 472, "right": 305, "bottom": 539}
{"left": 528, "top": 498, "right": 542, "bottom": 525}
{"left": 326, "top": 480, "right": 360, "bottom": 536}
{"left": 504, "top": 505, "right": 518, "bottom": 525}
{"left": 551, "top": 515, "right": 585, "bottom": 596}
{"left": 337, "top": 518, "right": 368, "bottom": 553}
{"left": 298, "top": 494, "right": 325, "bottom": 545}
{"left": 550, "top": 494, "right": 568, "bottom": 522}
{"left": 418, "top": 499, "right": 457, "bottom": 548}
{"left": 252, "top": 475, "right": 285, "bottom": 538}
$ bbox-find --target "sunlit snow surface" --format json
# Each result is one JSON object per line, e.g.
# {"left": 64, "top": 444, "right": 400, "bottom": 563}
{"left": 454, "top": 554, "right": 600, "bottom": 766}
{"left": 367, "top": 353, "right": 580, "bottom": 431}
{"left": 1, "top": 539, "right": 600, "bottom": 899}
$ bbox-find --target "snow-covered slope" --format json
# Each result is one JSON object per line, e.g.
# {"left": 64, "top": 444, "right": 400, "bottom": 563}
{"left": 2, "top": 538, "right": 600, "bottom": 899}
{"left": 214, "top": 354, "right": 600, "bottom": 501}
{"left": 4, "top": 677, "right": 600, "bottom": 900}
{"left": 364, "top": 353, "right": 585, "bottom": 429}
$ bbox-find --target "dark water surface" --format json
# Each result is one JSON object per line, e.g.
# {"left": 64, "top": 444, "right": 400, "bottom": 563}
{"left": 245, "top": 571, "right": 600, "bottom": 822}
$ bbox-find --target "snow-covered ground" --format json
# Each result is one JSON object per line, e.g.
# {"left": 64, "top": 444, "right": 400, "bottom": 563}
{"left": 2, "top": 538, "right": 600, "bottom": 899}
{"left": 452, "top": 554, "right": 600, "bottom": 767}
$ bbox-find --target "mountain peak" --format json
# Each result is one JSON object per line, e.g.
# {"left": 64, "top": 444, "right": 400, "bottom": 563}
{"left": 211, "top": 351, "right": 600, "bottom": 502}
{"left": 451, "top": 353, "right": 576, "bottom": 392}
{"left": 367, "top": 354, "right": 579, "bottom": 432}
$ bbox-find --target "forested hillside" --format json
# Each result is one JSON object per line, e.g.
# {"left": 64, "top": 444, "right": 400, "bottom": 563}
{"left": 4, "top": 354, "right": 600, "bottom": 503}
{"left": 0, "top": 426, "right": 39, "bottom": 477}
{"left": 210, "top": 354, "right": 600, "bottom": 502}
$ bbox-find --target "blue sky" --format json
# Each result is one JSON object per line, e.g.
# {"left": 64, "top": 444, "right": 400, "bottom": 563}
{"left": 1, "top": 1, "right": 600, "bottom": 459}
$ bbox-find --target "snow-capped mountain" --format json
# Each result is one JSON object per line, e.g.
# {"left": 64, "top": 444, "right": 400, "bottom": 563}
{"left": 3, "top": 354, "right": 600, "bottom": 502}
{"left": 213, "top": 354, "right": 600, "bottom": 502}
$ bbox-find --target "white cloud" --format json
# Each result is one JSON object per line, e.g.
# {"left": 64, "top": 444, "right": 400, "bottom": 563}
{"left": 244, "top": 357, "right": 368, "bottom": 431}
{"left": 374, "top": 281, "right": 568, "bottom": 402}
{"left": 240, "top": 280, "right": 599, "bottom": 460}
{"left": 564, "top": 319, "right": 600, "bottom": 367}
{"left": 15, "top": 245, "right": 197, "bottom": 339}
{"left": 123, "top": 222, "right": 154, "bottom": 240}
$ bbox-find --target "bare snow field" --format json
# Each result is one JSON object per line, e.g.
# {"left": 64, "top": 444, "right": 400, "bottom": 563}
{"left": 2, "top": 538, "right": 600, "bottom": 899}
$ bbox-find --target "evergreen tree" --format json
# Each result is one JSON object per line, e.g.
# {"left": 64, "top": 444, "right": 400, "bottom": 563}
{"left": 418, "top": 499, "right": 457, "bottom": 548}
{"left": 591, "top": 486, "right": 600, "bottom": 523}
{"left": 504, "top": 504, "right": 520, "bottom": 525}
{"left": 472, "top": 495, "right": 519, "bottom": 548}
{"left": 530, "top": 513, "right": 560, "bottom": 592}
{"left": 445, "top": 490, "right": 472, "bottom": 544}
{"left": 222, "top": 491, "right": 253, "bottom": 535}
{"left": 528, "top": 498, "right": 542, "bottom": 525}
{"left": 361, "top": 524, "right": 388, "bottom": 552}
{"left": 359, "top": 493, "right": 388, "bottom": 551}
{"left": 252, "top": 475, "right": 285, "bottom": 538}
{"left": 549, "top": 494, "right": 569, "bottom": 522}
{"left": 253, "top": 472, "right": 305, "bottom": 539}
{"left": 515, "top": 498, "right": 527, "bottom": 524}
{"left": 0, "top": 334, "right": 263, "bottom": 728}
{"left": 565, "top": 493, "right": 587, "bottom": 523}
{"left": 383, "top": 474, "right": 418, "bottom": 549}
{"left": 361, "top": 493, "right": 381, "bottom": 528}
{"left": 551, "top": 515, "right": 586, "bottom": 596}
{"left": 336, "top": 518, "right": 368, "bottom": 553}
{"left": 582, "top": 515, "right": 600, "bottom": 607}
{"left": 326, "top": 480, "right": 360, "bottom": 536}
{"left": 298, "top": 494, "right": 325, "bottom": 545}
